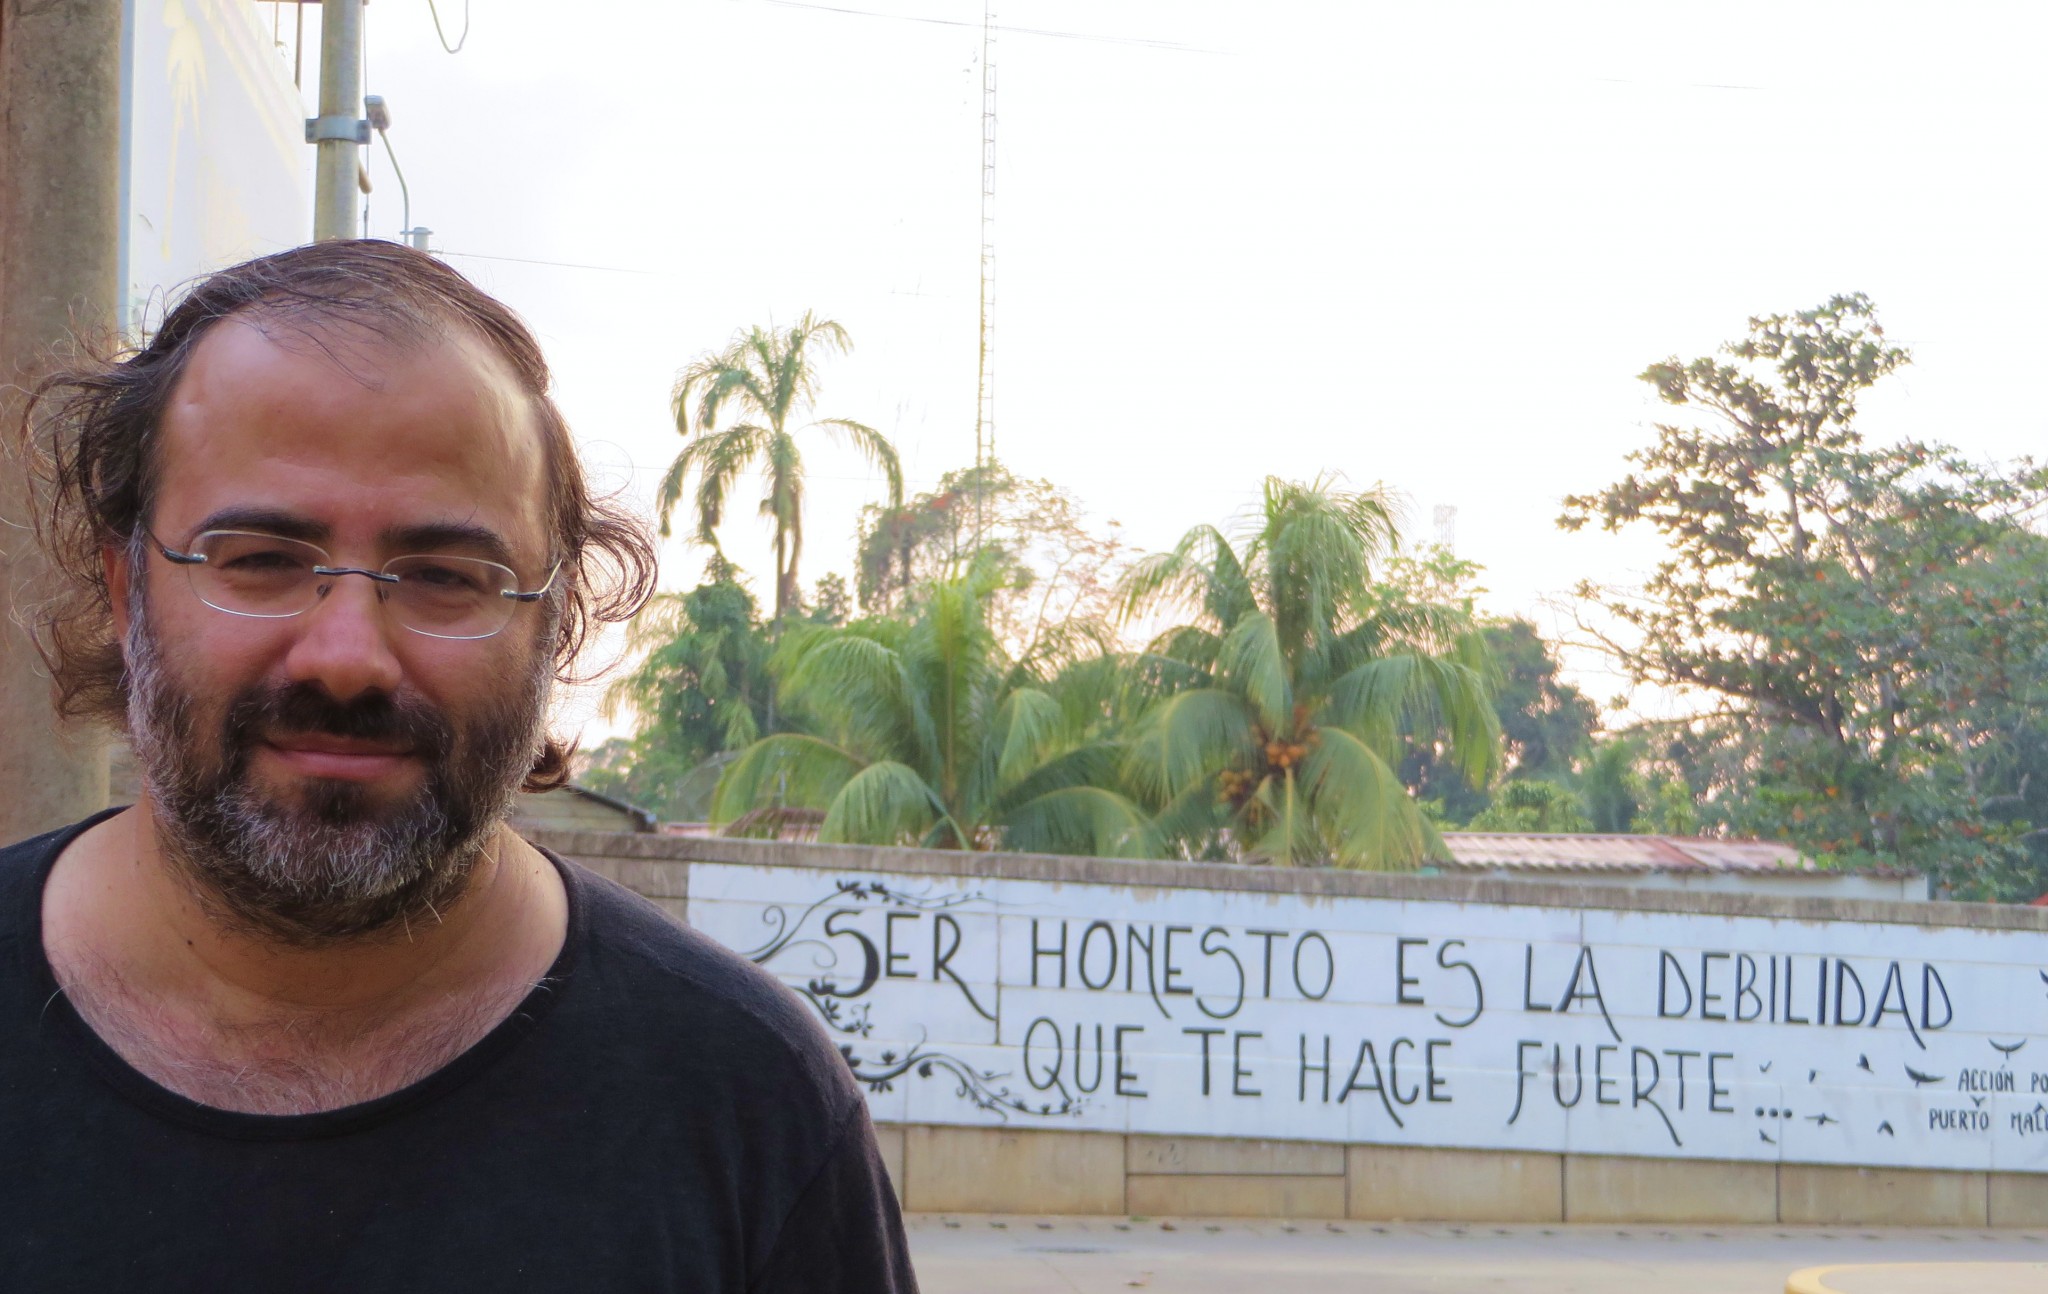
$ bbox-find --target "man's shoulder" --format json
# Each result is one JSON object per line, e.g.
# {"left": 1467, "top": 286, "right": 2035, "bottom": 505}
{"left": 0, "top": 814, "right": 105, "bottom": 871}
{"left": 545, "top": 848, "right": 859, "bottom": 1108}
{"left": 0, "top": 813, "right": 111, "bottom": 930}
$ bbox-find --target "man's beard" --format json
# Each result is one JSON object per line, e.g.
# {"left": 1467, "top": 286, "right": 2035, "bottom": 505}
{"left": 124, "top": 598, "right": 553, "bottom": 947}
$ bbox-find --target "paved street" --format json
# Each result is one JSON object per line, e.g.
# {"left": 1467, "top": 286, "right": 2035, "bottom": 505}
{"left": 905, "top": 1214, "right": 2048, "bottom": 1293}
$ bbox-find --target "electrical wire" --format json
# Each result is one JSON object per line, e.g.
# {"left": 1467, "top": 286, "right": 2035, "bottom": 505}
{"left": 434, "top": 249, "right": 655, "bottom": 275}
{"left": 427, "top": 0, "right": 470, "bottom": 54}
{"left": 748, "top": 0, "right": 1213, "bottom": 53}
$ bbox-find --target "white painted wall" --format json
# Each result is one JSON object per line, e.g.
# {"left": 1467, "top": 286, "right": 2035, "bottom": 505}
{"left": 690, "top": 861, "right": 2048, "bottom": 1174}
{"left": 122, "top": 0, "right": 311, "bottom": 332}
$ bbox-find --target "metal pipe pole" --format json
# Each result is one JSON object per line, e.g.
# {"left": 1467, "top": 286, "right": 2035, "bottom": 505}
{"left": 311, "top": 0, "right": 364, "bottom": 241}
{"left": 0, "top": 0, "right": 122, "bottom": 840}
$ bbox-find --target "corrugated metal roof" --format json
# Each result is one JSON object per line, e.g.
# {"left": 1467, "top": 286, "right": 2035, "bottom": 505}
{"left": 1438, "top": 832, "right": 1823, "bottom": 875}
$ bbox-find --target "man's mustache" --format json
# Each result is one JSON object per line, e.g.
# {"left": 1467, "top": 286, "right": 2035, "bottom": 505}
{"left": 221, "top": 682, "right": 456, "bottom": 762}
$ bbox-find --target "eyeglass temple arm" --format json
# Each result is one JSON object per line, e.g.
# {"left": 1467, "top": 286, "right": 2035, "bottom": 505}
{"left": 501, "top": 561, "right": 565, "bottom": 603}
{"left": 157, "top": 543, "right": 206, "bottom": 566}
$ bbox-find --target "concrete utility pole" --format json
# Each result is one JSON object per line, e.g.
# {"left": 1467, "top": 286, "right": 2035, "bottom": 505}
{"left": 310, "top": 0, "right": 366, "bottom": 241}
{"left": 0, "top": 0, "right": 123, "bottom": 842}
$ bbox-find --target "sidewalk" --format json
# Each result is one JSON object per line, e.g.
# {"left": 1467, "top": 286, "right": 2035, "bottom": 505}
{"left": 904, "top": 1215, "right": 2048, "bottom": 1293}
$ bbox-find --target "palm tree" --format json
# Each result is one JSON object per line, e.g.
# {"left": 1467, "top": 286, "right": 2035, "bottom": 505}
{"left": 658, "top": 313, "right": 903, "bottom": 623}
{"left": 711, "top": 561, "right": 1153, "bottom": 855}
{"left": 1118, "top": 475, "right": 1500, "bottom": 868}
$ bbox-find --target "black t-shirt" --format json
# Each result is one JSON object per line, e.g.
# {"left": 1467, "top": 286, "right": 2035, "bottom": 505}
{"left": 0, "top": 812, "right": 919, "bottom": 1293}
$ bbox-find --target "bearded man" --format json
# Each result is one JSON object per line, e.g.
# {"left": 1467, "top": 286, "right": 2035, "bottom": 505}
{"left": 0, "top": 241, "right": 917, "bottom": 1292}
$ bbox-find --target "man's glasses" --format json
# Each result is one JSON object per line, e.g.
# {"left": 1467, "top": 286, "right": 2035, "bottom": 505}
{"left": 154, "top": 530, "right": 561, "bottom": 641}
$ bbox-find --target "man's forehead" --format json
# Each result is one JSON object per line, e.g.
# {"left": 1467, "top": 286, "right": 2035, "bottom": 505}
{"left": 155, "top": 314, "right": 552, "bottom": 552}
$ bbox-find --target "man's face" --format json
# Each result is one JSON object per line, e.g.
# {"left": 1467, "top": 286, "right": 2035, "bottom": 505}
{"left": 115, "top": 315, "right": 558, "bottom": 943}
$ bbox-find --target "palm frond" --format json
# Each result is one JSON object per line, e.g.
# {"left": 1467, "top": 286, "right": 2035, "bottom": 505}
{"left": 1123, "top": 688, "right": 1258, "bottom": 802}
{"left": 782, "top": 631, "right": 927, "bottom": 765}
{"left": 710, "top": 733, "right": 864, "bottom": 823}
{"left": 819, "top": 760, "right": 949, "bottom": 846}
{"left": 1243, "top": 768, "right": 1318, "bottom": 866}
{"left": 1001, "top": 786, "right": 1158, "bottom": 859}
{"left": 1298, "top": 726, "right": 1439, "bottom": 869}
{"left": 902, "top": 575, "right": 1004, "bottom": 800}
{"left": 1219, "top": 611, "right": 1292, "bottom": 733}
{"left": 816, "top": 417, "right": 905, "bottom": 508}
{"left": 990, "top": 742, "right": 1125, "bottom": 812}
{"left": 1148, "top": 777, "right": 1231, "bottom": 858}
{"left": 1323, "top": 652, "right": 1500, "bottom": 784}
{"left": 1113, "top": 524, "right": 1243, "bottom": 626}
{"left": 992, "top": 687, "right": 1066, "bottom": 790}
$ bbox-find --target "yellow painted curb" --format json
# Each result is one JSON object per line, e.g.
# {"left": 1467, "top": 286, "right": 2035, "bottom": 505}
{"left": 1788, "top": 1263, "right": 2048, "bottom": 1294}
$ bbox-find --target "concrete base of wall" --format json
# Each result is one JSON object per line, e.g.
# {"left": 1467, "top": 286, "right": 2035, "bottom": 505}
{"left": 902, "top": 1126, "right": 1126, "bottom": 1215}
{"left": 1991, "top": 1174, "right": 2048, "bottom": 1227}
{"left": 1778, "top": 1164, "right": 1988, "bottom": 1227}
{"left": 1564, "top": 1154, "right": 1775, "bottom": 1224}
{"left": 1349, "top": 1145, "right": 1563, "bottom": 1222}
{"left": 881, "top": 1126, "right": 2035, "bottom": 1226}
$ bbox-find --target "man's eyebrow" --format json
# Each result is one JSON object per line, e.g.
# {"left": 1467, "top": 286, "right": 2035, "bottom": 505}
{"left": 186, "top": 508, "right": 329, "bottom": 544}
{"left": 381, "top": 521, "right": 518, "bottom": 568}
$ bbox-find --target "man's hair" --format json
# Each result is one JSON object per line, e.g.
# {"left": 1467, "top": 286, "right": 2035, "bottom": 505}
{"left": 17, "top": 239, "right": 657, "bottom": 791}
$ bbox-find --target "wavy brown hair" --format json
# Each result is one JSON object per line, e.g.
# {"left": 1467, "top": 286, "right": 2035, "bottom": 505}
{"left": 17, "top": 240, "right": 657, "bottom": 791}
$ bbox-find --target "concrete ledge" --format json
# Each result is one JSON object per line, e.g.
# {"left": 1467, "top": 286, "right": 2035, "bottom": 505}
{"left": 1128, "top": 1135, "right": 1344, "bottom": 1176}
{"left": 1990, "top": 1173, "right": 2048, "bottom": 1227}
{"left": 1127, "top": 1173, "right": 1345, "bottom": 1219}
{"left": 902, "top": 1126, "right": 1125, "bottom": 1215}
{"left": 1347, "top": 1145, "right": 1563, "bottom": 1222}
{"left": 1564, "top": 1154, "right": 1774, "bottom": 1224}
{"left": 1778, "top": 1165, "right": 1987, "bottom": 1227}
{"left": 527, "top": 828, "right": 2035, "bottom": 933}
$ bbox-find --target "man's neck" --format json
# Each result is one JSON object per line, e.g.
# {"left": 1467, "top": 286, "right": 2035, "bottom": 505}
{"left": 40, "top": 803, "right": 569, "bottom": 1114}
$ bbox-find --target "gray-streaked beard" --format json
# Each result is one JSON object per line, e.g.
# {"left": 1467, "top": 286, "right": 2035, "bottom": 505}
{"left": 123, "top": 592, "right": 554, "bottom": 947}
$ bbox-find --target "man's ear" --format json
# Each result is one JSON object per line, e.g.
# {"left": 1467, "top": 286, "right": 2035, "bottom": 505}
{"left": 105, "top": 541, "right": 134, "bottom": 644}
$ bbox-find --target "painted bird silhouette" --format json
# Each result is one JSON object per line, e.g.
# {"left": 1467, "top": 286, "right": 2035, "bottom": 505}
{"left": 1992, "top": 1039, "right": 2028, "bottom": 1057}
{"left": 1878, "top": 1121, "right": 1896, "bottom": 1136}
{"left": 1857, "top": 1055, "right": 1873, "bottom": 1073}
{"left": 1806, "top": 1113, "right": 1838, "bottom": 1126}
{"left": 1904, "top": 1065, "right": 1944, "bottom": 1087}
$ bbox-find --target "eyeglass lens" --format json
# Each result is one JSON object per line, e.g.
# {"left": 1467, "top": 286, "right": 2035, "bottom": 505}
{"left": 183, "top": 531, "right": 524, "bottom": 640}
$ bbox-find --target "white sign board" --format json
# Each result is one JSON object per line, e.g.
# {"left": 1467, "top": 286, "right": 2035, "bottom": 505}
{"left": 688, "top": 863, "right": 2048, "bottom": 1172}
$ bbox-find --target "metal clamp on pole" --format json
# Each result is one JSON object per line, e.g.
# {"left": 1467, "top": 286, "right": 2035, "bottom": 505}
{"left": 305, "top": 115, "right": 371, "bottom": 145}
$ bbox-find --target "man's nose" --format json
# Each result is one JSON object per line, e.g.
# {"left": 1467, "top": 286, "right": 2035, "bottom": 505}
{"left": 280, "top": 572, "right": 405, "bottom": 702}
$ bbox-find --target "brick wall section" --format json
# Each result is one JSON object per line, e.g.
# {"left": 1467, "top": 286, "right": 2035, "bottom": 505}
{"left": 533, "top": 828, "right": 2048, "bottom": 1225}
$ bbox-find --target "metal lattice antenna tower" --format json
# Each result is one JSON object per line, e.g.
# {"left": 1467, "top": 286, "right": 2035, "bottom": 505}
{"left": 971, "top": 0, "right": 998, "bottom": 544}
{"left": 1433, "top": 504, "right": 1458, "bottom": 552}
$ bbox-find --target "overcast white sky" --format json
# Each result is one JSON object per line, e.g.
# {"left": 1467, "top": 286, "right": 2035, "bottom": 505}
{"left": 299, "top": 0, "right": 2048, "bottom": 740}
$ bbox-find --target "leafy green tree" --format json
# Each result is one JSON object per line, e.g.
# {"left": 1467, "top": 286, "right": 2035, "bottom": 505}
{"left": 1562, "top": 294, "right": 2048, "bottom": 895}
{"left": 1572, "top": 734, "right": 1706, "bottom": 835}
{"left": 711, "top": 561, "right": 1152, "bottom": 854}
{"left": 1403, "top": 615, "right": 1598, "bottom": 823}
{"left": 657, "top": 313, "right": 903, "bottom": 623}
{"left": 1578, "top": 738, "right": 1642, "bottom": 833}
{"left": 856, "top": 460, "right": 1126, "bottom": 650}
{"left": 1118, "top": 476, "right": 1500, "bottom": 868}
{"left": 807, "top": 573, "right": 853, "bottom": 626}
{"left": 579, "top": 737, "right": 729, "bottom": 824}
{"left": 583, "top": 580, "right": 777, "bottom": 821}
{"left": 1467, "top": 779, "right": 1591, "bottom": 832}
